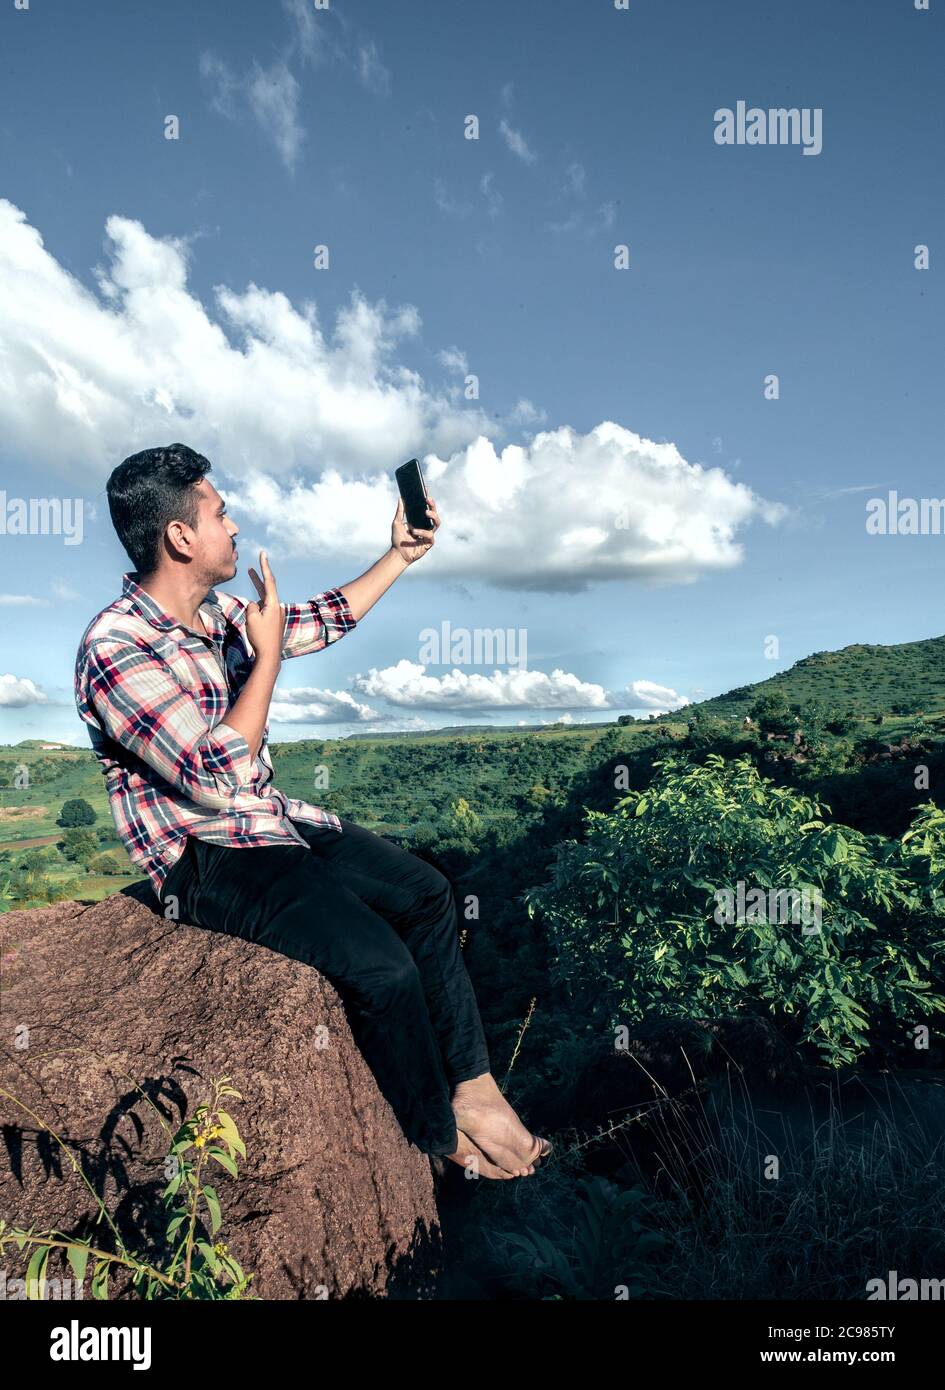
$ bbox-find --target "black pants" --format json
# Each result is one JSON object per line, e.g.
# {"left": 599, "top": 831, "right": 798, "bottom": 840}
{"left": 158, "top": 817, "right": 491, "bottom": 1156}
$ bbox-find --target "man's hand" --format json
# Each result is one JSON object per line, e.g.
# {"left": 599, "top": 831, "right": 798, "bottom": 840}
{"left": 245, "top": 551, "right": 286, "bottom": 664}
{"left": 391, "top": 495, "right": 441, "bottom": 565}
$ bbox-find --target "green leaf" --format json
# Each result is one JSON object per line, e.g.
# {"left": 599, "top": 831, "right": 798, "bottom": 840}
{"left": 91, "top": 1259, "right": 109, "bottom": 1300}
{"left": 25, "top": 1243, "right": 49, "bottom": 1300}
{"left": 66, "top": 1241, "right": 91, "bottom": 1284}
{"left": 202, "top": 1185, "right": 223, "bottom": 1236}
{"left": 207, "top": 1146, "right": 238, "bottom": 1178}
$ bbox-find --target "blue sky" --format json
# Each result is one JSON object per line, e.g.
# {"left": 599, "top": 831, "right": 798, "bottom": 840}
{"left": 0, "top": 0, "right": 943, "bottom": 744}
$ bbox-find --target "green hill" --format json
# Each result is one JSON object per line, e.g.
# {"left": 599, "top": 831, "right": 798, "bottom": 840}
{"left": 696, "top": 633, "right": 945, "bottom": 721}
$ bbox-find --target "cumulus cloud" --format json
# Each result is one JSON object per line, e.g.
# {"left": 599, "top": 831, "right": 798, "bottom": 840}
{"left": 0, "top": 201, "right": 783, "bottom": 592}
{"left": 268, "top": 686, "right": 378, "bottom": 723}
{"left": 0, "top": 200, "right": 487, "bottom": 478}
{"left": 349, "top": 660, "right": 686, "bottom": 714}
{"left": 0, "top": 674, "right": 50, "bottom": 707}
{"left": 611, "top": 680, "right": 690, "bottom": 711}
{"left": 225, "top": 424, "right": 783, "bottom": 591}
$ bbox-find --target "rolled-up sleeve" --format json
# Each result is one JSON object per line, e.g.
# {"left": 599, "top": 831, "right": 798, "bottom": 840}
{"left": 82, "top": 638, "right": 256, "bottom": 808}
{"left": 281, "top": 586, "right": 357, "bottom": 660}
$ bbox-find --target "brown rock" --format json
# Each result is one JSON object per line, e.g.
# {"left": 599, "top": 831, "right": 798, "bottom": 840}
{"left": 0, "top": 888, "right": 442, "bottom": 1299}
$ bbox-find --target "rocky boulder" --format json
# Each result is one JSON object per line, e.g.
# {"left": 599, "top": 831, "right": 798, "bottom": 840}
{"left": 0, "top": 887, "right": 442, "bottom": 1299}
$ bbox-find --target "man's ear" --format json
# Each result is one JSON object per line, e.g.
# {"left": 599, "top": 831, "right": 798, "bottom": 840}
{"left": 165, "top": 518, "right": 194, "bottom": 559}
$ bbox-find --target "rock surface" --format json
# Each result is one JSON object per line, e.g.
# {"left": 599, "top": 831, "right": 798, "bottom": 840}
{"left": 0, "top": 887, "right": 442, "bottom": 1299}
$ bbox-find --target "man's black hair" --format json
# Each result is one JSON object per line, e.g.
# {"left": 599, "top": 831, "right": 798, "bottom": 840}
{"left": 106, "top": 443, "right": 212, "bottom": 578}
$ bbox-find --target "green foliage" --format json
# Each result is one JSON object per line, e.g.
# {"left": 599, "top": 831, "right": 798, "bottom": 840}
{"left": 0, "top": 1075, "right": 256, "bottom": 1300}
{"left": 0, "top": 854, "right": 82, "bottom": 909}
{"left": 88, "top": 851, "right": 127, "bottom": 876}
{"left": 526, "top": 754, "right": 945, "bottom": 1067}
{"left": 57, "top": 828, "right": 98, "bottom": 865}
{"left": 497, "top": 1176, "right": 667, "bottom": 1300}
{"left": 57, "top": 798, "right": 96, "bottom": 828}
{"left": 705, "top": 634, "right": 945, "bottom": 722}
{"left": 749, "top": 689, "right": 796, "bottom": 736}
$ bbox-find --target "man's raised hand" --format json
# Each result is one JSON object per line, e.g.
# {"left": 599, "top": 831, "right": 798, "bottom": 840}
{"left": 245, "top": 550, "right": 286, "bottom": 664}
{"left": 392, "top": 494, "right": 441, "bottom": 565}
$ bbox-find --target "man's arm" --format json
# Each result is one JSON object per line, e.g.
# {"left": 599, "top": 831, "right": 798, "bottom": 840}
{"left": 82, "top": 637, "right": 273, "bottom": 807}
{"left": 216, "top": 650, "right": 280, "bottom": 759}
{"left": 279, "top": 586, "right": 359, "bottom": 660}
{"left": 335, "top": 494, "right": 442, "bottom": 622}
{"left": 338, "top": 547, "right": 409, "bottom": 623}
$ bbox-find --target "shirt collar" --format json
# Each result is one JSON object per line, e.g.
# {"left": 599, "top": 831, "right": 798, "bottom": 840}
{"left": 121, "top": 572, "right": 225, "bottom": 642}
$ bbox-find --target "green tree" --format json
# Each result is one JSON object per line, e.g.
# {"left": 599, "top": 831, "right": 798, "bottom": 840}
{"left": 58, "top": 828, "right": 99, "bottom": 865}
{"left": 525, "top": 754, "right": 945, "bottom": 1068}
{"left": 57, "top": 798, "right": 96, "bottom": 828}
{"left": 749, "top": 690, "right": 796, "bottom": 737}
{"left": 89, "top": 851, "right": 128, "bottom": 876}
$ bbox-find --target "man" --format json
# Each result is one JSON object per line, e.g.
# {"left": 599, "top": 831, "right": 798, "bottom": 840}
{"left": 74, "top": 443, "right": 551, "bottom": 1180}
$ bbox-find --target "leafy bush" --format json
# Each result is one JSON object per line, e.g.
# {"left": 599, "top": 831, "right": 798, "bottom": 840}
{"left": 749, "top": 691, "right": 796, "bottom": 736}
{"left": 525, "top": 754, "right": 945, "bottom": 1067}
{"left": 88, "top": 851, "right": 128, "bottom": 876}
{"left": 57, "top": 828, "right": 98, "bottom": 864}
{"left": 57, "top": 798, "right": 96, "bottom": 828}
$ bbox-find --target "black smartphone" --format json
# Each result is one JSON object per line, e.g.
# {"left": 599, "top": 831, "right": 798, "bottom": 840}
{"left": 395, "top": 458, "right": 431, "bottom": 531}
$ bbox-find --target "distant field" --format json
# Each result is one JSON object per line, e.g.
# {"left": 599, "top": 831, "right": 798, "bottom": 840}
{"left": 3, "top": 626, "right": 944, "bottom": 911}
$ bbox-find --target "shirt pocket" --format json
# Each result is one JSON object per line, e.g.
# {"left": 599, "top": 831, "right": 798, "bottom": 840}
{"left": 157, "top": 641, "right": 228, "bottom": 722}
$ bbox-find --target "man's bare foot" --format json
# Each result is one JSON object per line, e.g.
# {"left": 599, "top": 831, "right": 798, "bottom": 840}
{"left": 451, "top": 1073, "right": 552, "bottom": 1178}
{"left": 444, "top": 1128, "right": 516, "bottom": 1180}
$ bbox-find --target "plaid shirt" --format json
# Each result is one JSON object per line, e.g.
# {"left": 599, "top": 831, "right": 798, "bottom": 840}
{"left": 74, "top": 571, "right": 357, "bottom": 903}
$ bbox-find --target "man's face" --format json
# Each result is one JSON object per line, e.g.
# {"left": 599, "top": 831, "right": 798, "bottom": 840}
{"left": 190, "top": 478, "right": 240, "bottom": 583}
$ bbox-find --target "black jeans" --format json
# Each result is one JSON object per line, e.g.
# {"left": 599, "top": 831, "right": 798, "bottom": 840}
{"left": 157, "top": 816, "right": 490, "bottom": 1156}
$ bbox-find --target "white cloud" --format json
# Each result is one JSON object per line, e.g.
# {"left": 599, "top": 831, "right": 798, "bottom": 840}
{"left": 564, "top": 162, "right": 586, "bottom": 195}
{"left": 0, "top": 595, "right": 50, "bottom": 607}
{"left": 357, "top": 40, "right": 391, "bottom": 95}
{"left": 352, "top": 661, "right": 609, "bottom": 710}
{"left": 50, "top": 580, "right": 81, "bottom": 601}
{"left": 282, "top": 0, "right": 328, "bottom": 68}
{"left": 0, "top": 202, "right": 783, "bottom": 592}
{"left": 269, "top": 686, "right": 378, "bottom": 723}
{"left": 199, "top": 52, "right": 240, "bottom": 120}
{"left": 226, "top": 425, "right": 783, "bottom": 592}
{"left": 612, "top": 680, "right": 690, "bottom": 712}
{"left": 349, "top": 660, "right": 687, "bottom": 714}
{"left": 480, "top": 170, "right": 503, "bottom": 218}
{"left": 0, "top": 674, "right": 50, "bottom": 707}
{"left": 0, "top": 200, "right": 488, "bottom": 479}
{"left": 433, "top": 179, "right": 473, "bottom": 218}
{"left": 200, "top": 51, "right": 306, "bottom": 172}
{"left": 247, "top": 61, "right": 305, "bottom": 172}
{"left": 437, "top": 346, "right": 469, "bottom": 375}
{"left": 499, "top": 119, "right": 537, "bottom": 164}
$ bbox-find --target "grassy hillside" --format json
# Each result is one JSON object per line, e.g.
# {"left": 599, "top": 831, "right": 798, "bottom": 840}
{"left": 698, "top": 633, "right": 945, "bottom": 720}
{"left": 3, "top": 628, "right": 945, "bottom": 906}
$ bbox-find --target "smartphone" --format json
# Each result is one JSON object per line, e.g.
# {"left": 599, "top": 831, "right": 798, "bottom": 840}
{"left": 395, "top": 458, "right": 431, "bottom": 531}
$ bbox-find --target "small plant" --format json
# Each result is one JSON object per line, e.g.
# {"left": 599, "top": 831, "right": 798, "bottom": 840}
{"left": 0, "top": 1075, "right": 257, "bottom": 1300}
